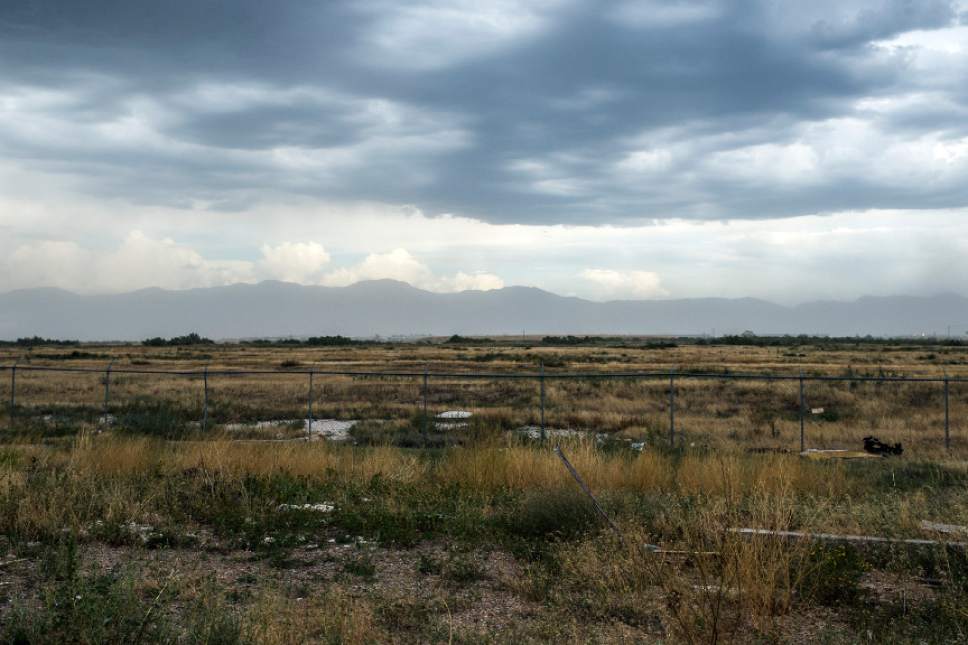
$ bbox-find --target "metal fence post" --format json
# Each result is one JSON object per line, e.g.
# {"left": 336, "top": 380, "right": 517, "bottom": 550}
{"left": 9, "top": 359, "right": 18, "bottom": 419}
{"left": 944, "top": 375, "right": 950, "bottom": 451}
{"left": 307, "top": 368, "right": 314, "bottom": 438}
{"left": 103, "top": 359, "right": 115, "bottom": 417}
{"left": 540, "top": 361, "right": 546, "bottom": 441}
{"left": 669, "top": 370, "right": 676, "bottom": 446}
{"left": 799, "top": 370, "right": 805, "bottom": 452}
{"left": 202, "top": 366, "right": 209, "bottom": 432}
{"left": 422, "top": 369, "right": 429, "bottom": 436}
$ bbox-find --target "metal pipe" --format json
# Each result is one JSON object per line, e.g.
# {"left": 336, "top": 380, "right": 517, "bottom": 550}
{"left": 554, "top": 445, "right": 633, "bottom": 546}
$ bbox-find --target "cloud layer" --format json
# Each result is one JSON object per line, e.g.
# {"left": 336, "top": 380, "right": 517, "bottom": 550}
{"left": 4, "top": 206, "right": 967, "bottom": 303}
{"left": 1, "top": 1, "right": 967, "bottom": 301}
{"left": 2, "top": 0, "right": 967, "bottom": 223}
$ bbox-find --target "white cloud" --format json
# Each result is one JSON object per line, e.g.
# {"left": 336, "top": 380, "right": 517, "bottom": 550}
{"left": 1, "top": 234, "right": 507, "bottom": 295}
{"left": 322, "top": 248, "right": 432, "bottom": 287}
{"left": 447, "top": 271, "right": 505, "bottom": 291}
{"left": 580, "top": 269, "right": 668, "bottom": 299}
{"left": 705, "top": 142, "right": 820, "bottom": 185}
{"left": 258, "top": 241, "right": 331, "bottom": 283}
{"left": 615, "top": 148, "right": 675, "bottom": 174}
{"left": 321, "top": 248, "right": 504, "bottom": 292}
{"left": 4, "top": 231, "right": 255, "bottom": 293}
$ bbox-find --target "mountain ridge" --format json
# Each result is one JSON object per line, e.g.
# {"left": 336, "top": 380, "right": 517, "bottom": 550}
{"left": 1, "top": 280, "right": 965, "bottom": 341}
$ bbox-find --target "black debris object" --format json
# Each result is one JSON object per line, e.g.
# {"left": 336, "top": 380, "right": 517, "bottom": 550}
{"left": 863, "top": 435, "right": 903, "bottom": 456}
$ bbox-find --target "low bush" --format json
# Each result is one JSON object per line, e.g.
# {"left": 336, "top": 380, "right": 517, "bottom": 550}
{"left": 795, "top": 543, "right": 868, "bottom": 605}
{"left": 499, "top": 487, "right": 599, "bottom": 542}
{"left": 115, "top": 399, "right": 190, "bottom": 439}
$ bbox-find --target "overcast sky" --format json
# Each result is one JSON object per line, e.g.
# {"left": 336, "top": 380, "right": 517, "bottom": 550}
{"left": 2, "top": 0, "right": 967, "bottom": 303}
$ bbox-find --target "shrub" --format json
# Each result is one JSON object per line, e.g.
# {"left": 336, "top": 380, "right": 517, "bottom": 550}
{"left": 417, "top": 553, "right": 443, "bottom": 575}
{"left": 795, "top": 543, "right": 868, "bottom": 605}
{"left": 115, "top": 399, "right": 189, "bottom": 438}
{"left": 344, "top": 554, "right": 377, "bottom": 578}
{"left": 499, "top": 488, "right": 600, "bottom": 542}
{"left": 444, "top": 554, "right": 486, "bottom": 584}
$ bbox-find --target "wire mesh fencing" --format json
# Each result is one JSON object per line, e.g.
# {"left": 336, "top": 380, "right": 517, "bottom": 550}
{"left": 1, "top": 363, "right": 964, "bottom": 453}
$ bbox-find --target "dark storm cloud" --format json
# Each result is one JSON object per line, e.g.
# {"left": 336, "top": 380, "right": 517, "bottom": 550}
{"left": 0, "top": 0, "right": 964, "bottom": 223}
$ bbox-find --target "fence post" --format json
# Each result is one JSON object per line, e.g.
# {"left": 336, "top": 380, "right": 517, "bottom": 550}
{"left": 944, "top": 375, "right": 950, "bottom": 451}
{"left": 202, "top": 366, "right": 209, "bottom": 433}
{"left": 799, "top": 370, "right": 805, "bottom": 452}
{"left": 422, "top": 369, "right": 429, "bottom": 437}
{"left": 540, "top": 361, "right": 546, "bottom": 441}
{"left": 103, "top": 360, "right": 115, "bottom": 418}
{"left": 669, "top": 369, "right": 676, "bottom": 447}
{"left": 9, "top": 359, "right": 18, "bottom": 419}
{"left": 307, "top": 368, "right": 314, "bottom": 439}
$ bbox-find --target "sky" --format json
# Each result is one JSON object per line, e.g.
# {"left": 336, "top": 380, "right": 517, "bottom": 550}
{"left": 1, "top": 0, "right": 967, "bottom": 303}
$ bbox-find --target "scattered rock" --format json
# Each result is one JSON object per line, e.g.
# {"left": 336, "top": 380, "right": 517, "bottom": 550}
{"left": 277, "top": 503, "right": 335, "bottom": 513}
{"left": 514, "top": 426, "right": 584, "bottom": 440}
{"left": 123, "top": 521, "right": 165, "bottom": 546}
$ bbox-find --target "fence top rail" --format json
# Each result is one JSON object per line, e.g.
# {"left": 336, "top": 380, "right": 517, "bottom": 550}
{"left": 0, "top": 363, "right": 966, "bottom": 383}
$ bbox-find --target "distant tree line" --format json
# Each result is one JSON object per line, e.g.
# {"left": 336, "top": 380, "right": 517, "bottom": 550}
{"left": 142, "top": 333, "right": 215, "bottom": 347}
{"left": 444, "top": 335, "right": 494, "bottom": 344}
{"left": 700, "top": 333, "right": 968, "bottom": 347}
{"left": 539, "top": 335, "right": 678, "bottom": 348}
{"left": 242, "top": 335, "right": 361, "bottom": 347}
{"left": 540, "top": 335, "right": 608, "bottom": 345}
{"left": 0, "top": 336, "right": 80, "bottom": 347}
{"left": 305, "top": 335, "right": 360, "bottom": 346}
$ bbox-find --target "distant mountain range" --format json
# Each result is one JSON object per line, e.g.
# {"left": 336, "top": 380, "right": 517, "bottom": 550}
{"left": 1, "top": 280, "right": 966, "bottom": 341}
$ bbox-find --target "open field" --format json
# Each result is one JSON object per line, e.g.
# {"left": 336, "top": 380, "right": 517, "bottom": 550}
{"left": 2, "top": 339, "right": 967, "bottom": 454}
{"left": 2, "top": 340, "right": 968, "bottom": 642}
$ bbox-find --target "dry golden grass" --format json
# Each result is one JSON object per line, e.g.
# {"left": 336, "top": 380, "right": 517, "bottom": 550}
{"left": 166, "top": 440, "right": 425, "bottom": 483}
